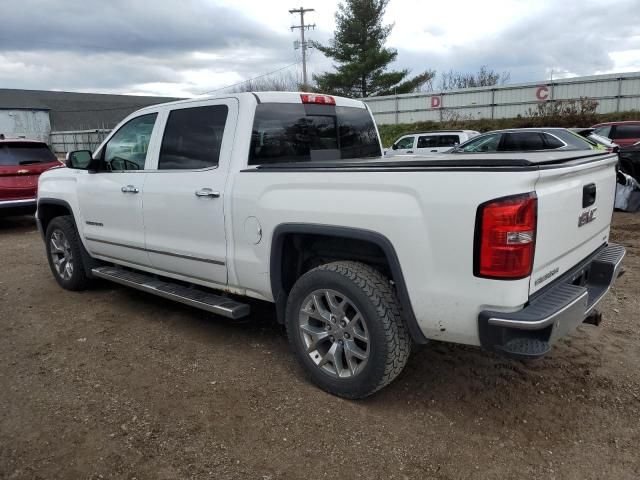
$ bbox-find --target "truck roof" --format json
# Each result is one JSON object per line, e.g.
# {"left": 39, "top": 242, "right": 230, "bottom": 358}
{"left": 139, "top": 91, "right": 368, "bottom": 111}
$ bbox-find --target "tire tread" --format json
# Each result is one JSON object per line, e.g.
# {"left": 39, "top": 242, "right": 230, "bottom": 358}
{"left": 286, "top": 260, "right": 411, "bottom": 398}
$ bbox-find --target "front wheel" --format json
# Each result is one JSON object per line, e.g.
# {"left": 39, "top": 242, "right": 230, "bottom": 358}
{"left": 45, "top": 216, "right": 91, "bottom": 291}
{"left": 285, "top": 261, "right": 411, "bottom": 399}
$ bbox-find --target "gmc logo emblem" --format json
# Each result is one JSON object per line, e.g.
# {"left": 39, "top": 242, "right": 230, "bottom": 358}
{"left": 578, "top": 208, "right": 597, "bottom": 227}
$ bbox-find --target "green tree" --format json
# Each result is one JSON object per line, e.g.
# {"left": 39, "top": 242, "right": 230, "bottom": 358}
{"left": 312, "top": 0, "right": 433, "bottom": 97}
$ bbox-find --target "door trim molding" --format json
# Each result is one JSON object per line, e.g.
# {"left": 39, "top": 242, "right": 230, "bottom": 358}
{"left": 85, "top": 236, "right": 226, "bottom": 266}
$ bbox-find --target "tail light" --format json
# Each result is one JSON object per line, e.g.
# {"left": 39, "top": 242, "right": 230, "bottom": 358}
{"left": 474, "top": 193, "right": 537, "bottom": 279}
{"left": 300, "top": 93, "right": 335, "bottom": 105}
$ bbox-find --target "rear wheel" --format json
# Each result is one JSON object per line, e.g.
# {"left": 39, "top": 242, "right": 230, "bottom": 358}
{"left": 45, "top": 216, "right": 91, "bottom": 291}
{"left": 285, "top": 261, "right": 411, "bottom": 399}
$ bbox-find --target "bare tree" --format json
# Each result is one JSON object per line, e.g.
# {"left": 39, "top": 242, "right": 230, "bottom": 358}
{"left": 438, "top": 66, "right": 511, "bottom": 91}
{"left": 227, "top": 71, "right": 302, "bottom": 93}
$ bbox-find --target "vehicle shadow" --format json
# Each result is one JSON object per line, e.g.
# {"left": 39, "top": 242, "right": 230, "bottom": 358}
{"left": 0, "top": 215, "right": 38, "bottom": 234}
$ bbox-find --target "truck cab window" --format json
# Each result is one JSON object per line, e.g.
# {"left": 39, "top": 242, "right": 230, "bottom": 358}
{"left": 103, "top": 113, "right": 157, "bottom": 171}
{"left": 158, "top": 105, "right": 228, "bottom": 170}
{"left": 249, "top": 103, "right": 381, "bottom": 165}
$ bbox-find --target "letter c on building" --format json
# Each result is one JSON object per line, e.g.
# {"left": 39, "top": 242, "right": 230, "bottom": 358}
{"left": 536, "top": 86, "right": 549, "bottom": 101}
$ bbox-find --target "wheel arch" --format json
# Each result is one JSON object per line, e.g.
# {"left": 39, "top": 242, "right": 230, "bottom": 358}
{"left": 269, "top": 223, "right": 428, "bottom": 344}
{"left": 37, "top": 198, "right": 74, "bottom": 239}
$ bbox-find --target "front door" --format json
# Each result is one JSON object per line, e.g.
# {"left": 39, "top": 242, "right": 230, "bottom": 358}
{"left": 78, "top": 112, "right": 160, "bottom": 266}
{"left": 142, "top": 99, "right": 237, "bottom": 286}
{"left": 390, "top": 135, "right": 416, "bottom": 156}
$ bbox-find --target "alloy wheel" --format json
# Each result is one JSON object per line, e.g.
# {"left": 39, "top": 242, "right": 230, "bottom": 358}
{"left": 298, "top": 289, "right": 369, "bottom": 378}
{"left": 49, "top": 229, "right": 74, "bottom": 281}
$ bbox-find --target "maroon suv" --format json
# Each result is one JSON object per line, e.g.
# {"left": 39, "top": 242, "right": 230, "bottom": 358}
{"left": 592, "top": 121, "right": 640, "bottom": 147}
{"left": 0, "top": 139, "right": 63, "bottom": 217}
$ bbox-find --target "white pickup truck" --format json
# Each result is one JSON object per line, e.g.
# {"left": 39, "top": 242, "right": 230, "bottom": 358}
{"left": 37, "top": 92, "right": 625, "bottom": 398}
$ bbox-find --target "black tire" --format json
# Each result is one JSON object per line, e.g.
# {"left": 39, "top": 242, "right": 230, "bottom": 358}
{"left": 45, "top": 215, "right": 91, "bottom": 291}
{"left": 285, "top": 261, "right": 411, "bottom": 399}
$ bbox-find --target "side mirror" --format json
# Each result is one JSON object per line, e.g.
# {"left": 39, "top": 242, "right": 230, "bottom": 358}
{"left": 392, "top": 143, "right": 398, "bottom": 150}
{"left": 65, "top": 150, "right": 93, "bottom": 169}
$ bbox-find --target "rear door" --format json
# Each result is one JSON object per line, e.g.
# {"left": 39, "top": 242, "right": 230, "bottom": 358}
{"left": 0, "top": 142, "right": 60, "bottom": 201}
{"left": 415, "top": 134, "right": 439, "bottom": 153}
{"left": 142, "top": 99, "right": 237, "bottom": 285}
{"left": 530, "top": 154, "right": 618, "bottom": 294}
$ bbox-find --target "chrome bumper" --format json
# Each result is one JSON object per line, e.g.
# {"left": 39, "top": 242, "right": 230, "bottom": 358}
{"left": 478, "top": 243, "right": 626, "bottom": 358}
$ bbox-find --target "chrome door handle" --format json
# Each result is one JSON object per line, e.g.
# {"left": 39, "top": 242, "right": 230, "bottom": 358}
{"left": 121, "top": 185, "right": 139, "bottom": 194}
{"left": 195, "top": 188, "right": 220, "bottom": 198}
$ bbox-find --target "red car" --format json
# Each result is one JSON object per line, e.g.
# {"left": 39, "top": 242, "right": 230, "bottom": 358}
{"left": 0, "top": 139, "right": 63, "bottom": 217}
{"left": 592, "top": 121, "right": 640, "bottom": 147}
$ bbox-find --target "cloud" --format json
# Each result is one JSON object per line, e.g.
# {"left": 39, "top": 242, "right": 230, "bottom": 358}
{"left": 389, "top": 0, "right": 640, "bottom": 84}
{"left": 0, "top": 0, "right": 297, "bottom": 96}
{"left": 0, "top": 0, "right": 637, "bottom": 96}
{"left": 0, "top": 0, "right": 289, "bottom": 54}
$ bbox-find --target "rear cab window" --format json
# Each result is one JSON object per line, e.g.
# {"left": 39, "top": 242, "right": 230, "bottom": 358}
{"left": 249, "top": 103, "right": 381, "bottom": 165}
{"left": 0, "top": 142, "right": 57, "bottom": 166}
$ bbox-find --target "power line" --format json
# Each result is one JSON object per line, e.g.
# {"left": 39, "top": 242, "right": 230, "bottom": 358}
{"left": 197, "top": 62, "right": 301, "bottom": 95}
{"left": 289, "top": 7, "right": 315, "bottom": 87}
{"left": 53, "top": 104, "right": 159, "bottom": 113}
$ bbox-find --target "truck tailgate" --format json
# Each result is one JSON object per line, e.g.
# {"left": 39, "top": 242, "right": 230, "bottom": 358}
{"left": 530, "top": 154, "right": 618, "bottom": 294}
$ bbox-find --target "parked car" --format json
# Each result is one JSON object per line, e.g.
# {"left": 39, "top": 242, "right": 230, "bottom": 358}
{"left": 37, "top": 92, "right": 624, "bottom": 398}
{"left": 385, "top": 130, "right": 479, "bottom": 156}
{"left": 0, "top": 139, "right": 62, "bottom": 217}
{"left": 619, "top": 140, "right": 640, "bottom": 181}
{"left": 451, "top": 128, "right": 597, "bottom": 153}
{"left": 592, "top": 121, "right": 640, "bottom": 147}
{"left": 571, "top": 128, "right": 619, "bottom": 152}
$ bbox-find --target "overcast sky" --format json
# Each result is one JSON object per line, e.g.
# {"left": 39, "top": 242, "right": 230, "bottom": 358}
{"left": 1, "top": 0, "right": 639, "bottom": 97}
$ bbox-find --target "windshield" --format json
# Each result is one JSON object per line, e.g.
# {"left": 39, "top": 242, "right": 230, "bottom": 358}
{"left": 456, "top": 133, "right": 501, "bottom": 152}
{"left": 0, "top": 142, "right": 57, "bottom": 166}
{"left": 248, "top": 103, "right": 381, "bottom": 165}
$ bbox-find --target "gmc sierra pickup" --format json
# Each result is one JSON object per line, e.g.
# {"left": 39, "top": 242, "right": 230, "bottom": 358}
{"left": 37, "top": 92, "right": 625, "bottom": 398}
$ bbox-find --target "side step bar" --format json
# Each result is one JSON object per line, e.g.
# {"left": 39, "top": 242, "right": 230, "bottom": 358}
{"left": 92, "top": 266, "right": 250, "bottom": 319}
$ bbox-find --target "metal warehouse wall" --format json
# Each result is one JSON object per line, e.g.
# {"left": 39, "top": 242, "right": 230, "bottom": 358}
{"left": 0, "top": 109, "right": 51, "bottom": 143}
{"left": 363, "top": 72, "right": 640, "bottom": 125}
{"left": 49, "top": 129, "right": 111, "bottom": 154}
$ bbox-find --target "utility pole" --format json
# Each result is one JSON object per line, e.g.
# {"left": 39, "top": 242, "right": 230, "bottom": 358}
{"left": 289, "top": 6, "right": 315, "bottom": 88}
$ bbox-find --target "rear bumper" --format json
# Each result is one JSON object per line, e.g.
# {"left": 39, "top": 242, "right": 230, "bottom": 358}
{"left": 478, "top": 243, "right": 626, "bottom": 358}
{"left": 0, "top": 197, "right": 37, "bottom": 216}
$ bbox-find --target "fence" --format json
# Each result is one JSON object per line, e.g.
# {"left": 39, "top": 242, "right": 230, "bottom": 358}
{"left": 363, "top": 71, "right": 640, "bottom": 125}
{"left": 49, "top": 129, "right": 111, "bottom": 154}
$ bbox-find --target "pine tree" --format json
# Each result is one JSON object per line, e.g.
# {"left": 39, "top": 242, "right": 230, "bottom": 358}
{"left": 312, "top": 0, "right": 433, "bottom": 97}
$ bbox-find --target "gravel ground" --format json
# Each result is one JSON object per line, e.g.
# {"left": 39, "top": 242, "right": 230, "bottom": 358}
{"left": 1, "top": 213, "right": 639, "bottom": 479}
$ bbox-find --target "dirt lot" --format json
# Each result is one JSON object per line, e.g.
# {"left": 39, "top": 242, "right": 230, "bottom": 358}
{"left": 1, "top": 213, "right": 639, "bottom": 479}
